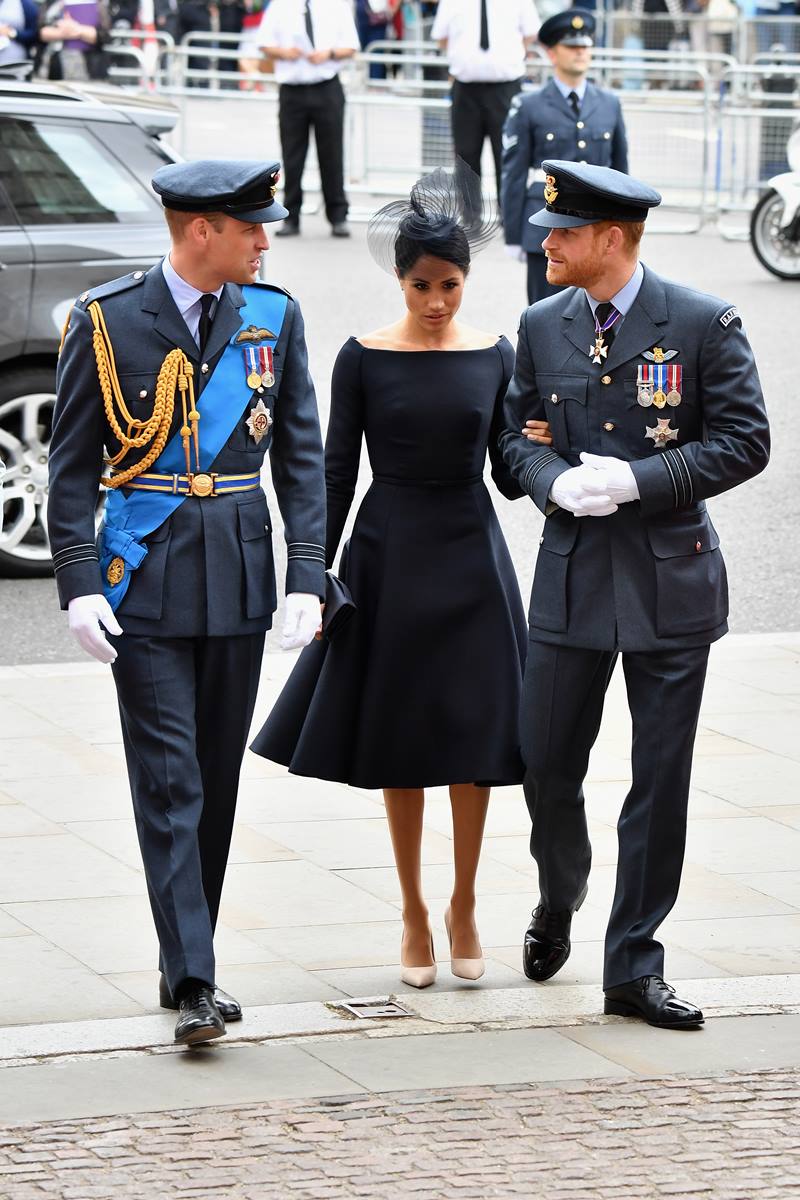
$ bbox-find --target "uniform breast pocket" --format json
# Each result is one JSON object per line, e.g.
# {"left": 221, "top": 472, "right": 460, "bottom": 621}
{"left": 646, "top": 511, "right": 728, "bottom": 637}
{"left": 238, "top": 496, "right": 277, "bottom": 619}
{"left": 538, "top": 373, "right": 588, "bottom": 453}
{"left": 116, "top": 373, "right": 160, "bottom": 424}
{"left": 589, "top": 129, "right": 615, "bottom": 162}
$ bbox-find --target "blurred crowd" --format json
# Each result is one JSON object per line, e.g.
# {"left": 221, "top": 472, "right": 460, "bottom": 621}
{"left": 0, "top": 0, "right": 798, "bottom": 86}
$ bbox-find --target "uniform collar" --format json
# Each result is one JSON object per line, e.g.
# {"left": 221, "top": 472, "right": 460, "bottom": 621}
{"left": 585, "top": 260, "right": 644, "bottom": 319}
{"left": 552, "top": 76, "right": 588, "bottom": 103}
{"left": 161, "top": 255, "right": 223, "bottom": 319}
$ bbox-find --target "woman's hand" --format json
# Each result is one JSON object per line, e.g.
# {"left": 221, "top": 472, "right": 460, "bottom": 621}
{"left": 521, "top": 419, "right": 552, "bottom": 446}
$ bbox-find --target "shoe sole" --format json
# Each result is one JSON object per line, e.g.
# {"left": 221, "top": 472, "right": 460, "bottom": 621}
{"left": 175, "top": 1024, "right": 226, "bottom": 1046}
{"left": 604, "top": 999, "right": 704, "bottom": 1028}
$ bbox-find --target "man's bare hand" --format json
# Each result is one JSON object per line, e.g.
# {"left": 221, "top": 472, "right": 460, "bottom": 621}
{"left": 521, "top": 419, "right": 553, "bottom": 446}
{"left": 307, "top": 48, "right": 330, "bottom": 64}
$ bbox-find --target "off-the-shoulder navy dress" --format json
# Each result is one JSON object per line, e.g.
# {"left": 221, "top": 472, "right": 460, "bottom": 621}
{"left": 250, "top": 335, "right": 527, "bottom": 789}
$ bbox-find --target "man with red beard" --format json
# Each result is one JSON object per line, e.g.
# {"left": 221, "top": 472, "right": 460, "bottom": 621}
{"left": 501, "top": 161, "right": 770, "bottom": 1029}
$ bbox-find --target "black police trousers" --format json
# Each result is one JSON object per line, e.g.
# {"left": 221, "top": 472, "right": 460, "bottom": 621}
{"left": 112, "top": 633, "right": 264, "bottom": 995}
{"left": 451, "top": 78, "right": 521, "bottom": 209}
{"left": 278, "top": 76, "right": 347, "bottom": 227}
{"left": 520, "top": 640, "right": 710, "bottom": 990}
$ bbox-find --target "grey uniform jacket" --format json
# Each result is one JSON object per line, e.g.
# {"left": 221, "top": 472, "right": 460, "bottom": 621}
{"left": 500, "top": 267, "right": 770, "bottom": 653}
{"left": 48, "top": 265, "right": 326, "bottom": 638}
{"left": 501, "top": 79, "right": 628, "bottom": 255}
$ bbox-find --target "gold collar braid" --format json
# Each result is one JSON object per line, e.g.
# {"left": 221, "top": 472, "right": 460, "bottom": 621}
{"left": 86, "top": 300, "right": 201, "bottom": 489}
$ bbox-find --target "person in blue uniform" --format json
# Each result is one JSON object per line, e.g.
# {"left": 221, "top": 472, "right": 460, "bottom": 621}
{"left": 251, "top": 164, "right": 551, "bottom": 991}
{"left": 501, "top": 8, "right": 628, "bottom": 305}
{"left": 47, "top": 160, "right": 326, "bottom": 1046}
{"left": 501, "top": 161, "right": 770, "bottom": 1028}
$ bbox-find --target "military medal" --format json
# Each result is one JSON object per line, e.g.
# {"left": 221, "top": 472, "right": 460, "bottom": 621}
{"left": 666, "top": 363, "right": 682, "bottom": 407}
{"left": 636, "top": 364, "right": 654, "bottom": 407}
{"left": 244, "top": 348, "right": 262, "bottom": 390}
{"left": 651, "top": 362, "right": 667, "bottom": 408}
{"left": 246, "top": 397, "right": 272, "bottom": 444}
{"left": 588, "top": 305, "right": 621, "bottom": 364}
{"left": 260, "top": 345, "right": 275, "bottom": 388}
{"left": 645, "top": 417, "right": 678, "bottom": 448}
{"left": 106, "top": 557, "right": 125, "bottom": 586}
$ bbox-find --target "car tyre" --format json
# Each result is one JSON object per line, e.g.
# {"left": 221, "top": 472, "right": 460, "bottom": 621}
{"left": 0, "top": 366, "right": 61, "bottom": 578}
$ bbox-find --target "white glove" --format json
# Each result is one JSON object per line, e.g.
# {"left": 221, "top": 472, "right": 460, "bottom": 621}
{"left": 580, "top": 453, "right": 640, "bottom": 504}
{"left": 281, "top": 592, "right": 322, "bottom": 650}
{"left": 505, "top": 244, "right": 526, "bottom": 263}
{"left": 68, "top": 593, "right": 123, "bottom": 664}
{"left": 549, "top": 465, "right": 618, "bottom": 518}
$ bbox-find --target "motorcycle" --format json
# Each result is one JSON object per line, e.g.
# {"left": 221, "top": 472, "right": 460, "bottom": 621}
{"left": 750, "top": 125, "right": 800, "bottom": 280}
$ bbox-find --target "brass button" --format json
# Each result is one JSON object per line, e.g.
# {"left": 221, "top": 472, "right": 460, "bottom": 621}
{"left": 201, "top": 363, "right": 209, "bottom": 374}
{"left": 79, "top": 291, "right": 89, "bottom": 302}
{"left": 546, "top": 132, "right": 554, "bottom": 141}
{"left": 577, "top": 139, "right": 587, "bottom": 149}
{"left": 132, "top": 271, "right": 144, "bottom": 280}
{"left": 601, "top": 375, "right": 612, "bottom": 385}
{"left": 695, "top": 541, "right": 702, "bottom": 552}
{"left": 576, "top": 121, "right": 585, "bottom": 130}
{"left": 603, "top": 421, "right": 615, "bottom": 432}
{"left": 579, "top": 159, "right": 587, "bottom": 165}
{"left": 604, "top": 131, "right": 611, "bottom": 139}
{"left": 539, "top": 536, "right": 544, "bottom": 545}
{"left": 139, "top": 388, "right": 148, "bottom": 399}
{"left": 550, "top": 392, "right": 560, "bottom": 404}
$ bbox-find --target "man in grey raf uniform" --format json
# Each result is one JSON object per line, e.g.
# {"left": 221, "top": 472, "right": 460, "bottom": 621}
{"left": 501, "top": 161, "right": 769, "bottom": 1028}
{"left": 501, "top": 8, "right": 628, "bottom": 306}
{"left": 48, "top": 160, "right": 326, "bottom": 1046}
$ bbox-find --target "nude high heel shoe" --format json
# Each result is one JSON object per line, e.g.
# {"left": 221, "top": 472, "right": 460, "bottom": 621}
{"left": 444, "top": 908, "right": 485, "bottom": 981}
{"left": 400, "top": 932, "right": 437, "bottom": 989}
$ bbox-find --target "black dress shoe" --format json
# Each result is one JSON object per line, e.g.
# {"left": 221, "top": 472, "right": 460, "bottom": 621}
{"left": 331, "top": 222, "right": 351, "bottom": 238}
{"left": 523, "top": 883, "right": 588, "bottom": 982}
{"left": 604, "top": 976, "right": 704, "bottom": 1029}
{"left": 173, "top": 986, "right": 226, "bottom": 1045}
{"left": 276, "top": 221, "right": 300, "bottom": 237}
{"left": 160, "top": 975, "right": 242, "bottom": 1022}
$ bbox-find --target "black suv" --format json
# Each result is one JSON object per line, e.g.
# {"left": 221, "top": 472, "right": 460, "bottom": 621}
{"left": 0, "top": 80, "right": 178, "bottom": 576}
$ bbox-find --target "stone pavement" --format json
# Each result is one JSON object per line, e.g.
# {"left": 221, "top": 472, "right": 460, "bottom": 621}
{"left": 2, "top": 1068, "right": 800, "bottom": 1199}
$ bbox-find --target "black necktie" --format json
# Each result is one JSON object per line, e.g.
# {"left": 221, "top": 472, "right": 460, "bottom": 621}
{"left": 595, "top": 301, "right": 618, "bottom": 349}
{"left": 304, "top": 2, "right": 315, "bottom": 47}
{"left": 480, "top": 0, "right": 489, "bottom": 51}
{"left": 568, "top": 90, "right": 580, "bottom": 117}
{"left": 198, "top": 293, "right": 215, "bottom": 355}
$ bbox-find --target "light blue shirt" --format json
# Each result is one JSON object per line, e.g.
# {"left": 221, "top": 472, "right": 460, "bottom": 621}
{"left": 161, "top": 256, "right": 223, "bottom": 346}
{"left": 585, "top": 260, "right": 644, "bottom": 330}
{"left": 552, "top": 76, "right": 588, "bottom": 105}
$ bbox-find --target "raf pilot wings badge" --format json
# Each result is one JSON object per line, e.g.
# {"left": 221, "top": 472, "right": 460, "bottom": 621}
{"left": 235, "top": 323, "right": 277, "bottom": 345}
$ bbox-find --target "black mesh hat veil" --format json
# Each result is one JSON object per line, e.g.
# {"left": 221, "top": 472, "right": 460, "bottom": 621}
{"left": 367, "top": 160, "right": 500, "bottom": 274}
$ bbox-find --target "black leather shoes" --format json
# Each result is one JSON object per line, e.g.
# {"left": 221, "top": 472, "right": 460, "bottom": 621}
{"left": 604, "top": 976, "right": 704, "bottom": 1029}
{"left": 173, "top": 985, "right": 226, "bottom": 1045}
{"left": 523, "top": 883, "right": 588, "bottom": 982}
{"left": 331, "top": 222, "right": 351, "bottom": 238}
{"left": 160, "top": 975, "right": 242, "bottom": 1022}
{"left": 276, "top": 221, "right": 300, "bottom": 237}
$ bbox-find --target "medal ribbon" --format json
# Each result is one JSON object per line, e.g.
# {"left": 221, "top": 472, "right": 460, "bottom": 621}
{"left": 668, "top": 364, "right": 682, "bottom": 393}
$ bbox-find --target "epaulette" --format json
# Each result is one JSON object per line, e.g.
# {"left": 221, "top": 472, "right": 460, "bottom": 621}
{"left": 74, "top": 269, "right": 148, "bottom": 311}
{"left": 248, "top": 280, "right": 293, "bottom": 300}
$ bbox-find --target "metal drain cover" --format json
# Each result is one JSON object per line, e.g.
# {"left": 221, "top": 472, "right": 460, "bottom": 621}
{"left": 334, "top": 997, "right": 413, "bottom": 1019}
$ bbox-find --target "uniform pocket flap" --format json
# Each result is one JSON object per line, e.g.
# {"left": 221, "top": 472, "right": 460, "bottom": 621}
{"left": 238, "top": 498, "right": 269, "bottom": 541}
{"left": 538, "top": 374, "right": 588, "bottom": 407}
{"left": 647, "top": 517, "right": 720, "bottom": 559}
{"left": 541, "top": 513, "right": 580, "bottom": 556}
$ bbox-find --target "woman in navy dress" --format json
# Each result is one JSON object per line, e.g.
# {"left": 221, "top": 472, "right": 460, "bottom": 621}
{"left": 252, "top": 165, "right": 550, "bottom": 988}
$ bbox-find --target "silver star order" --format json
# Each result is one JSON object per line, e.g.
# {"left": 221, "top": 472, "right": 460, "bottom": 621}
{"left": 246, "top": 398, "right": 273, "bottom": 445}
{"left": 645, "top": 418, "right": 678, "bottom": 448}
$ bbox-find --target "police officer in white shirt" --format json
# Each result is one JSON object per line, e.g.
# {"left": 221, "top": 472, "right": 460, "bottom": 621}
{"left": 259, "top": 0, "right": 360, "bottom": 238}
{"left": 433, "top": 0, "right": 540, "bottom": 206}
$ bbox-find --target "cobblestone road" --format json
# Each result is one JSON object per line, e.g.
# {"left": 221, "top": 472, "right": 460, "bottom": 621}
{"left": 2, "top": 1067, "right": 800, "bottom": 1200}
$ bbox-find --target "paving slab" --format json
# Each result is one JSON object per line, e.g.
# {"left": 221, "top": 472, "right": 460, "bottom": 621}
{"left": 304, "top": 1027, "right": 633, "bottom": 1093}
{"left": 564, "top": 1013, "right": 800, "bottom": 1077}
{"left": 0, "top": 1043, "right": 363, "bottom": 1125}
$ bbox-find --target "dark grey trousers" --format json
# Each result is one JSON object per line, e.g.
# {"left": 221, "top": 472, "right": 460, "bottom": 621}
{"left": 520, "top": 640, "right": 710, "bottom": 989}
{"left": 112, "top": 633, "right": 264, "bottom": 995}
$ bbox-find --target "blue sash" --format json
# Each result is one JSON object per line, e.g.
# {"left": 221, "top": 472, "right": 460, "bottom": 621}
{"left": 100, "top": 285, "right": 288, "bottom": 611}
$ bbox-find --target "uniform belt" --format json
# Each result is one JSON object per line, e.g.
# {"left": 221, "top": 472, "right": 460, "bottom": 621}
{"left": 120, "top": 471, "right": 261, "bottom": 498}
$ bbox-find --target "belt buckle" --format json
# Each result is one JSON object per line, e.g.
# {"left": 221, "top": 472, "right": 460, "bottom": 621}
{"left": 189, "top": 472, "right": 216, "bottom": 498}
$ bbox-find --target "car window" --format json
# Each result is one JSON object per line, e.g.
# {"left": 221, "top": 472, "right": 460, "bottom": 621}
{"left": 0, "top": 184, "right": 17, "bottom": 228}
{"left": 0, "top": 117, "right": 162, "bottom": 225}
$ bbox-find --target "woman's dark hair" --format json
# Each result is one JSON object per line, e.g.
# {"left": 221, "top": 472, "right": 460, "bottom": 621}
{"left": 394, "top": 221, "right": 471, "bottom": 278}
{"left": 367, "top": 161, "right": 499, "bottom": 275}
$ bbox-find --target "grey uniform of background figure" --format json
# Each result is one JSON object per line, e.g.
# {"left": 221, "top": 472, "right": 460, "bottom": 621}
{"left": 501, "top": 82, "right": 628, "bottom": 304}
{"left": 47, "top": 266, "right": 326, "bottom": 994}
{"left": 500, "top": 267, "right": 770, "bottom": 988}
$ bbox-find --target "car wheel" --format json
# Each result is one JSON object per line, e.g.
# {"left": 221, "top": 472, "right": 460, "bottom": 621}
{"left": 0, "top": 368, "right": 104, "bottom": 578}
